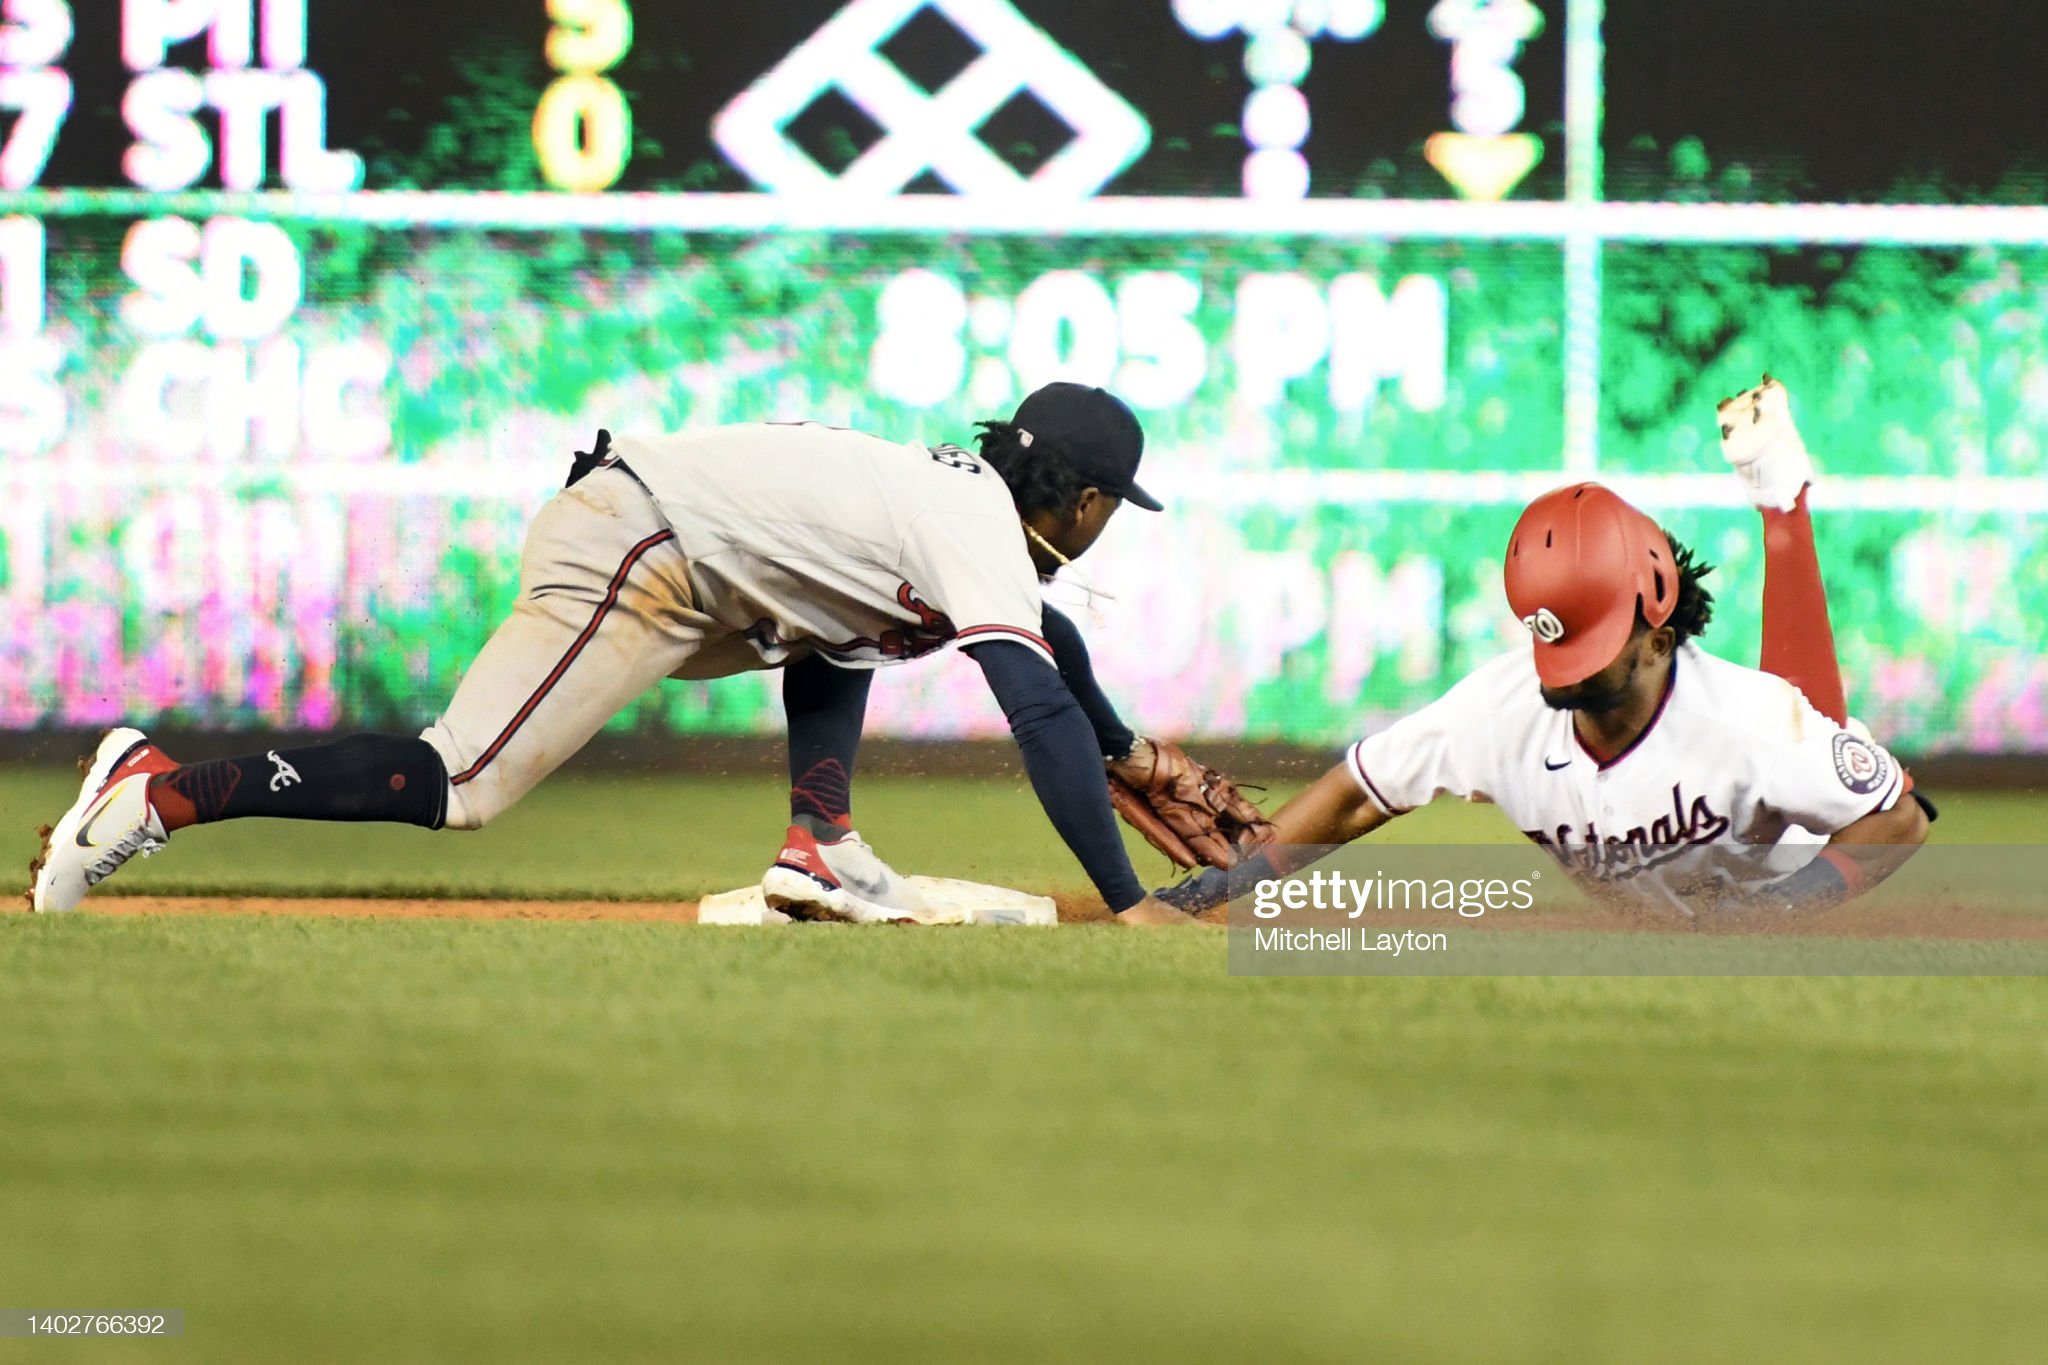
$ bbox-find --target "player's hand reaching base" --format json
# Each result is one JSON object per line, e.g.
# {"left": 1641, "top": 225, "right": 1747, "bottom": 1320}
{"left": 1114, "top": 894, "right": 1199, "bottom": 926}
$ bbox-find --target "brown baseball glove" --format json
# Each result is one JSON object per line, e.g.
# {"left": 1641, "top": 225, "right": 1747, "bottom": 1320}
{"left": 1106, "top": 738, "right": 1277, "bottom": 871}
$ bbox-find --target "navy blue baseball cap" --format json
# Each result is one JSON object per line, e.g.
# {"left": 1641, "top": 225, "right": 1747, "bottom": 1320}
{"left": 1011, "top": 383, "right": 1162, "bottom": 512}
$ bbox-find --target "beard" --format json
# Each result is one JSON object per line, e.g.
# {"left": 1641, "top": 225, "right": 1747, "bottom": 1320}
{"left": 1540, "top": 653, "right": 1640, "bottom": 714}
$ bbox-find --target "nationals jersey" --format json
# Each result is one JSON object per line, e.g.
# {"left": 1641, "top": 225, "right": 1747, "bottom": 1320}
{"left": 610, "top": 423, "right": 1054, "bottom": 671}
{"left": 1344, "top": 642, "right": 1908, "bottom": 911}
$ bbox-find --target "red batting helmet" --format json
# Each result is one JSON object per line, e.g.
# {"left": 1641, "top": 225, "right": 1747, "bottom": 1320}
{"left": 1503, "top": 483, "right": 1678, "bottom": 687}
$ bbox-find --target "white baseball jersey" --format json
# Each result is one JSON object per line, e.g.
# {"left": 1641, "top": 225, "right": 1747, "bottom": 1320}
{"left": 610, "top": 423, "right": 1053, "bottom": 670}
{"left": 1345, "top": 642, "right": 1908, "bottom": 910}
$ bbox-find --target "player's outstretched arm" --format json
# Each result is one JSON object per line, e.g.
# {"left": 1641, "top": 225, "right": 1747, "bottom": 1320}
{"left": 1040, "top": 604, "right": 1136, "bottom": 760}
{"left": 1830, "top": 786, "right": 1931, "bottom": 852}
{"left": 1270, "top": 761, "right": 1398, "bottom": 847}
{"left": 1740, "top": 788, "right": 1931, "bottom": 918}
{"left": 966, "top": 638, "right": 1196, "bottom": 925}
{"left": 1156, "top": 759, "right": 1396, "bottom": 913}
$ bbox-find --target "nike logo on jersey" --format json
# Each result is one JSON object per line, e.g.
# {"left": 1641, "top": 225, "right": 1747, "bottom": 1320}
{"left": 1543, "top": 756, "right": 1571, "bottom": 771}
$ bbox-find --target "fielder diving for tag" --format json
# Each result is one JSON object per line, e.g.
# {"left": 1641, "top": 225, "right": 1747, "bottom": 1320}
{"left": 1162, "top": 376, "right": 1934, "bottom": 919}
{"left": 28, "top": 383, "right": 1269, "bottom": 925}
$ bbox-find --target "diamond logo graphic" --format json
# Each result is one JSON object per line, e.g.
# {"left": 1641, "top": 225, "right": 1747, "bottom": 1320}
{"left": 713, "top": 0, "right": 1149, "bottom": 198}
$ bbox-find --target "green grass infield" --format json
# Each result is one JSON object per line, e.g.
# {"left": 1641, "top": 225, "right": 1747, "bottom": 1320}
{"left": 2, "top": 769, "right": 2044, "bottom": 1362}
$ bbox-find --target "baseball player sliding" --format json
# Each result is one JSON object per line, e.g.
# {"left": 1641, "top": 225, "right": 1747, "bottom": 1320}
{"left": 1165, "top": 376, "right": 1934, "bottom": 918}
{"left": 30, "top": 384, "right": 1267, "bottom": 925}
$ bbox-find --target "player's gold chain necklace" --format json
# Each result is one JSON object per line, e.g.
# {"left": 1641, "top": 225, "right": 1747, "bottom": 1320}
{"left": 1022, "top": 520, "right": 1118, "bottom": 604}
{"left": 1021, "top": 521, "right": 1071, "bottom": 567}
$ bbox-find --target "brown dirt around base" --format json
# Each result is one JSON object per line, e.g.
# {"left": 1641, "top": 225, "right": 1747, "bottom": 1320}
{"left": 67, "top": 895, "right": 2048, "bottom": 938}
{"left": 89, "top": 896, "right": 710, "bottom": 922}
{"left": 74, "top": 894, "right": 1121, "bottom": 925}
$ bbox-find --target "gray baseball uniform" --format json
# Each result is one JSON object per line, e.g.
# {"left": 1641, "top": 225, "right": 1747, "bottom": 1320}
{"left": 422, "top": 422, "right": 1051, "bottom": 829}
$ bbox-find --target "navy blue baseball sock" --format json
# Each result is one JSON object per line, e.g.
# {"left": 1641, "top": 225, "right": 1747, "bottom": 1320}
{"left": 148, "top": 734, "right": 448, "bottom": 831}
{"left": 784, "top": 655, "right": 871, "bottom": 842}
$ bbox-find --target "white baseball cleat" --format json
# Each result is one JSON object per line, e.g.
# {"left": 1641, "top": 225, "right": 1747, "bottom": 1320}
{"left": 28, "top": 728, "right": 176, "bottom": 913}
{"left": 761, "top": 825, "right": 935, "bottom": 924}
{"left": 1717, "top": 373, "right": 1816, "bottom": 512}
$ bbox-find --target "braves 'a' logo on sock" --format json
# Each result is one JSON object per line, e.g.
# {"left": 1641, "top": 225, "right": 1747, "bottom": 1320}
{"left": 267, "top": 751, "right": 302, "bottom": 792}
{"left": 790, "top": 758, "right": 852, "bottom": 825}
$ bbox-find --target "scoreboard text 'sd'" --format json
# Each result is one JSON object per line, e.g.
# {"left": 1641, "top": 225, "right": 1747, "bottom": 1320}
{"left": 2, "top": 0, "right": 2046, "bottom": 753}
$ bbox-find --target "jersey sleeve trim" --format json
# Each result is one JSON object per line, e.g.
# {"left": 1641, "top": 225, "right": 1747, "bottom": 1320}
{"left": 1345, "top": 741, "right": 1406, "bottom": 815}
{"left": 1862, "top": 765, "right": 1906, "bottom": 819}
{"left": 954, "top": 624, "right": 1057, "bottom": 667}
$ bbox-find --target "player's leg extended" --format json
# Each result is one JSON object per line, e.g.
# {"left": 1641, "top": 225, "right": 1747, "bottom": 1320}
{"left": 30, "top": 722, "right": 460, "bottom": 914}
{"left": 28, "top": 468, "right": 707, "bottom": 910}
{"left": 1759, "top": 490, "right": 1848, "bottom": 726}
{"left": 172, "top": 465, "right": 701, "bottom": 833}
{"left": 423, "top": 466, "right": 707, "bottom": 830}
{"left": 1719, "top": 376, "right": 1849, "bottom": 726}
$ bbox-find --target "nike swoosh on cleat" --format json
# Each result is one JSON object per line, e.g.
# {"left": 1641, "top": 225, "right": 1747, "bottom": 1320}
{"left": 74, "top": 791, "right": 132, "bottom": 848}
{"left": 70, "top": 739, "right": 152, "bottom": 849}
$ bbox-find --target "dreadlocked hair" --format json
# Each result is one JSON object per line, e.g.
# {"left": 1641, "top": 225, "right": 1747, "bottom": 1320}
{"left": 974, "top": 420, "right": 1092, "bottom": 519}
{"left": 1659, "top": 533, "right": 1716, "bottom": 645}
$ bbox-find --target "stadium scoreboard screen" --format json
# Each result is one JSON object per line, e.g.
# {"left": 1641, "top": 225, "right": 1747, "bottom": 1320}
{"left": 3, "top": 0, "right": 2046, "bottom": 752}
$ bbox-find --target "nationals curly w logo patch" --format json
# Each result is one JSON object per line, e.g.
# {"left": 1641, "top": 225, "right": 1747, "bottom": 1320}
{"left": 1831, "top": 732, "right": 1888, "bottom": 795}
